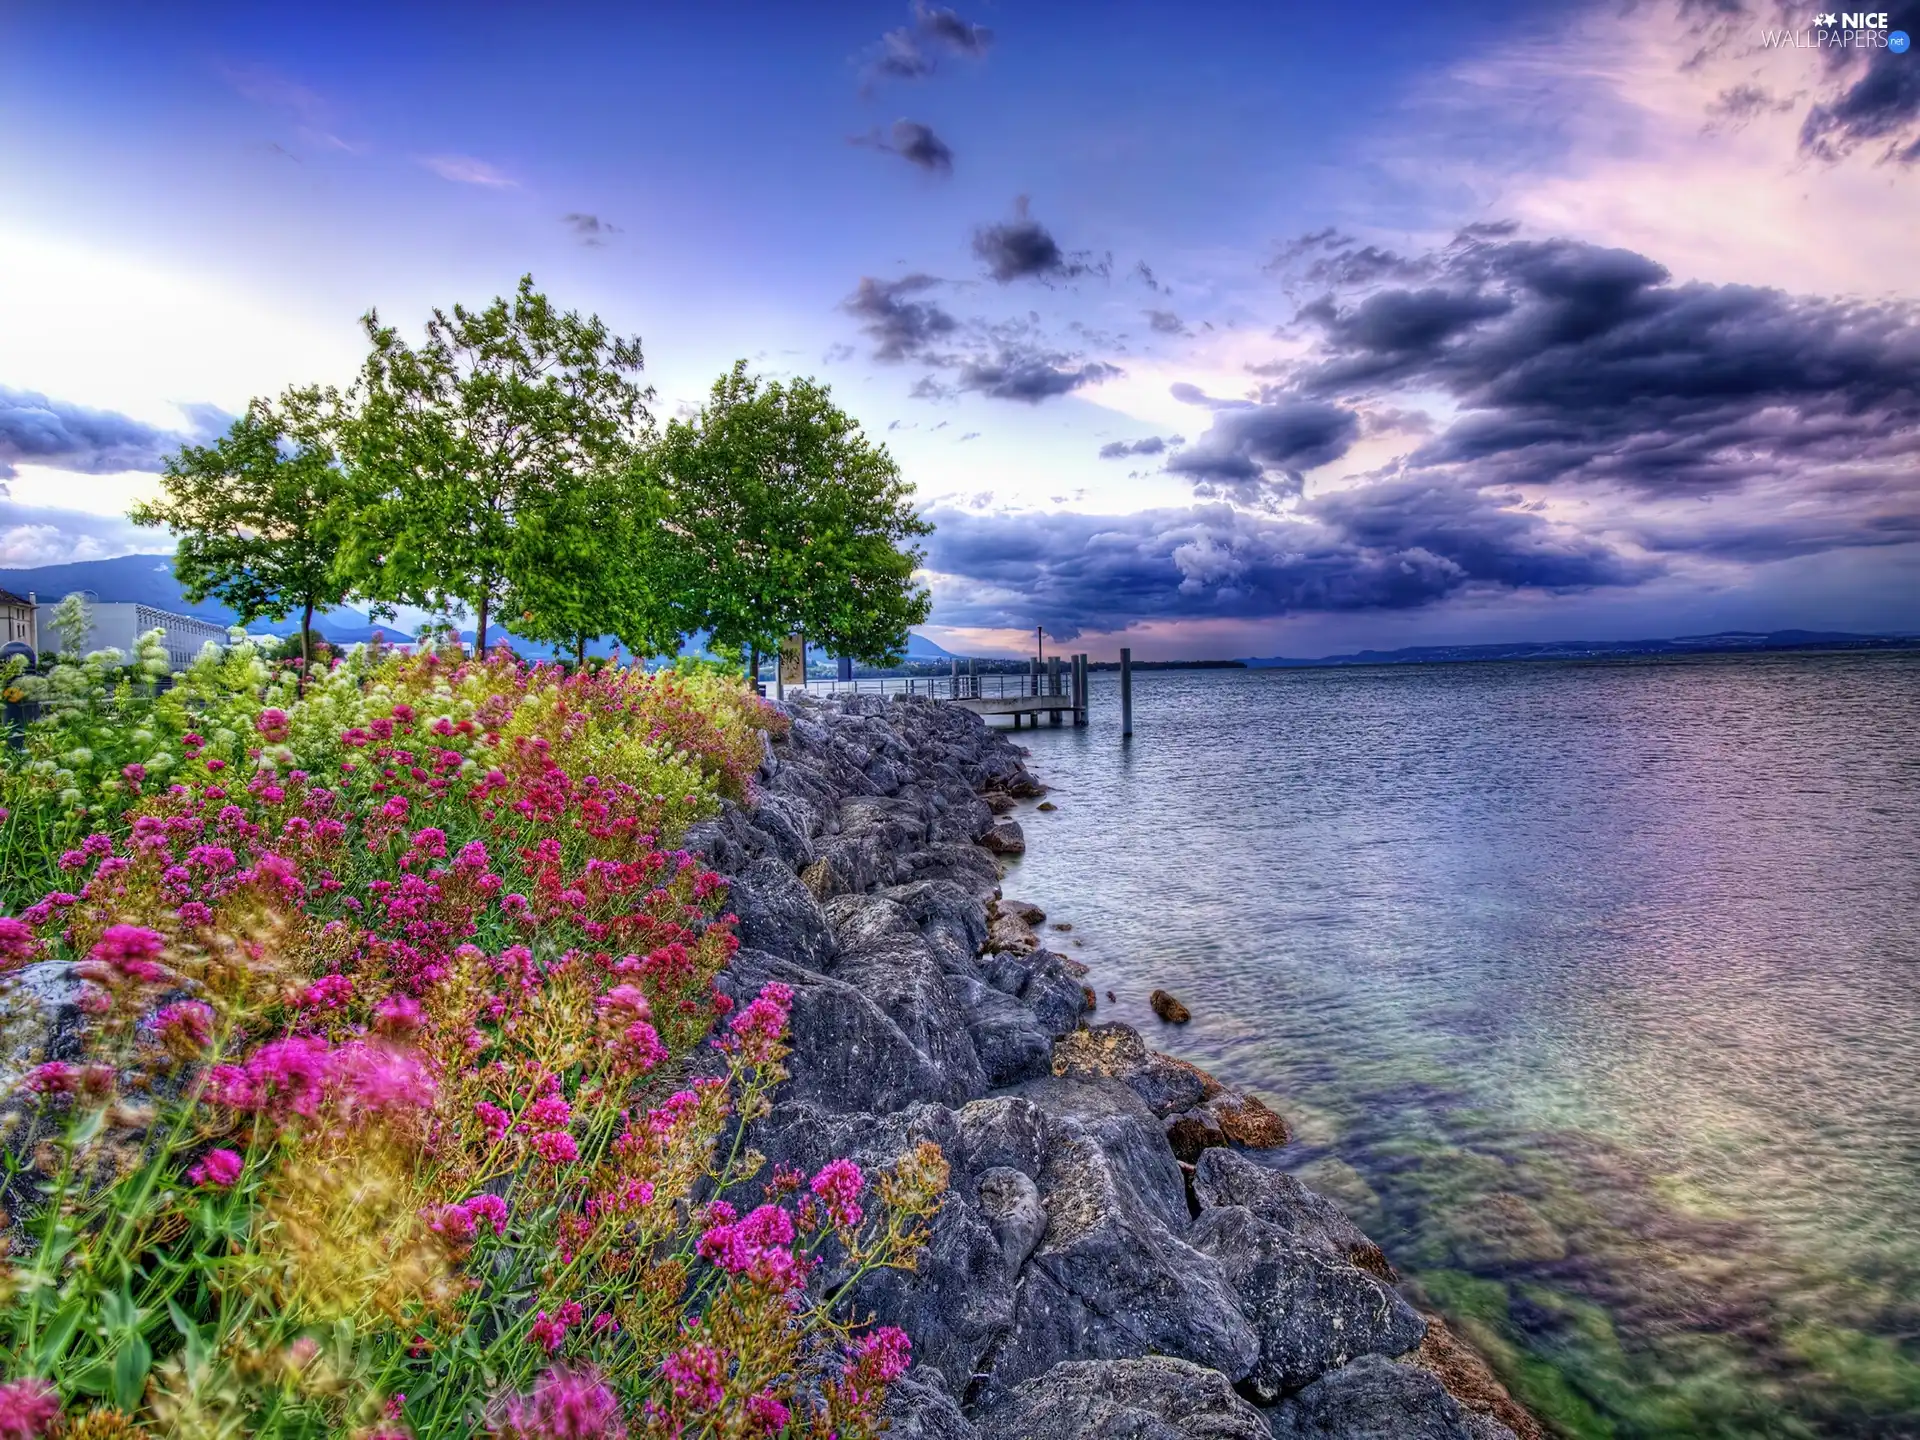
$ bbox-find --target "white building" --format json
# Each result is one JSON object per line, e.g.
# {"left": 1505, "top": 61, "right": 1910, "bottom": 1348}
{"left": 35, "top": 601, "right": 232, "bottom": 671}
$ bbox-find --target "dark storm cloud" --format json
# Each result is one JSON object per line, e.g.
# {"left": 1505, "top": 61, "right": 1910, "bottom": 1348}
{"left": 1134, "top": 261, "right": 1169, "bottom": 294}
{"left": 0, "top": 389, "right": 227, "bottom": 481}
{"left": 1799, "top": 3, "right": 1920, "bottom": 164}
{"left": 1098, "top": 435, "right": 1181, "bottom": 460}
{"left": 922, "top": 491, "right": 1654, "bottom": 638}
{"left": 1268, "top": 229, "right": 1434, "bottom": 288}
{"left": 855, "top": 119, "right": 955, "bottom": 174}
{"left": 863, "top": 1, "right": 994, "bottom": 87}
{"left": 841, "top": 275, "right": 959, "bottom": 362}
{"left": 840, "top": 275, "right": 1124, "bottom": 405}
{"left": 1144, "top": 309, "right": 1186, "bottom": 335}
{"left": 972, "top": 197, "right": 1108, "bottom": 284}
{"left": 956, "top": 353, "right": 1120, "bottom": 403}
{"left": 1165, "top": 401, "right": 1362, "bottom": 510}
{"left": 1282, "top": 232, "right": 1920, "bottom": 497}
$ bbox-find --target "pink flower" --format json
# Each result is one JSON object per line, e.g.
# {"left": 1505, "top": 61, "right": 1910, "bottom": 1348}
{"left": 530, "top": 1131, "right": 579, "bottom": 1166}
{"left": 847, "top": 1325, "right": 911, "bottom": 1385}
{"left": 661, "top": 1343, "right": 727, "bottom": 1411}
{"left": 375, "top": 993, "right": 424, "bottom": 1035}
{"left": 595, "top": 983, "right": 651, "bottom": 1021}
{"left": 188, "top": 1148, "right": 244, "bottom": 1188}
{"left": 299, "top": 973, "right": 354, "bottom": 1011}
{"left": 256, "top": 708, "right": 292, "bottom": 742}
{"left": 154, "top": 1000, "right": 216, "bottom": 1052}
{"left": 744, "top": 1391, "right": 790, "bottom": 1435}
{"left": 811, "top": 1157, "right": 866, "bottom": 1229}
{"left": 616, "top": 1021, "right": 666, "bottom": 1075}
{"left": 525, "top": 1095, "right": 573, "bottom": 1129}
{"left": 0, "top": 1377, "right": 60, "bottom": 1439}
{"left": 0, "top": 917, "right": 38, "bottom": 967}
{"left": 332, "top": 1042, "right": 437, "bottom": 1115}
{"left": 724, "top": 981, "right": 793, "bottom": 1062}
{"left": 465, "top": 1193, "right": 510, "bottom": 1235}
{"left": 90, "top": 923, "right": 168, "bottom": 983}
{"left": 491, "top": 1366, "right": 627, "bottom": 1439}
{"left": 475, "top": 1100, "right": 512, "bottom": 1143}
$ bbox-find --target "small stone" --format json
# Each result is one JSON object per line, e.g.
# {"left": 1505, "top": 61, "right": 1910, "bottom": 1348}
{"left": 1036, "top": 801, "right": 1057, "bottom": 812}
{"left": 1081, "top": 985, "right": 1097, "bottom": 1010}
{"left": 1001, "top": 899, "right": 1047, "bottom": 925}
{"left": 1206, "top": 1091, "right": 1289, "bottom": 1150}
{"left": 799, "top": 858, "right": 837, "bottom": 899}
{"left": 1050, "top": 921, "right": 1073, "bottom": 932}
{"left": 983, "top": 791, "right": 1017, "bottom": 814}
{"left": 1149, "top": 989, "right": 1191, "bottom": 1024}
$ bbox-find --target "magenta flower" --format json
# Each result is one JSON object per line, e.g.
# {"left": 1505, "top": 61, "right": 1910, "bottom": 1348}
{"left": 0, "top": 917, "right": 38, "bottom": 966}
{"left": 661, "top": 1343, "right": 727, "bottom": 1411}
{"left": 375, "top": 993, "right": 424, "bottom": 1035}
{"left": 465, "top": 1193, "right": 510, "bottom": 1235}
{"left": 811, "top": 1157, "right": 866, "bottom": 1229}
{"left": 188, "top": 1148, "right": 244, "bottom": 1188}
{"left": 256, "top": 707, "right": 292, "bottom": 742}
{"left": 848, "top": 1325, "right": 912, "bottom": 1384}
{"left": 744, "top": 1391, "right": 790, "bottom": 1435}
{"left": 531, "top": 1131, "right": 579, "bottom": 1166}
{"left": 90, "top": 923, "right": 168, "bottom": 983}
{"left": 0, "top": 1377, "right": 60, "bottom": 1439}
{"left": 298, "top": 973, "right": 354, "bottom": 1011}
{"left": 331, "top": 1042, "right": 437, "bottom": 1115}
{"left": 154, "top": 1000, "right": 216, "bottom": 1052}
{"left": 475, "top": 1100, "right": 512, "bottom": 1143}
{"left": 491, "top": 1366, "right": 627, "bottom": 1439}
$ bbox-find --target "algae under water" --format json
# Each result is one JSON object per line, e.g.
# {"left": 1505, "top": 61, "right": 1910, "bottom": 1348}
{"left": 999, "top": 651, "right": 1920, "bottom": 1438}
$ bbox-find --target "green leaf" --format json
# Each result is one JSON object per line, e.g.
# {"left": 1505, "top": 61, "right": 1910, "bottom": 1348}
{"left": 111, "top": 1331, "right": 152, "bottom": 1410}
{"left": 33, "top": 1296, "right": 87, "bottom": 1367}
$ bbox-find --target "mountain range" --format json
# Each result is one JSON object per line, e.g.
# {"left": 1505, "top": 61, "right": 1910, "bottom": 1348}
{"left": 1242, "top": 631, "right": 1919, "bottom": 668}
{"left": 0, "top": 554, "right": 959, "bottom": 660}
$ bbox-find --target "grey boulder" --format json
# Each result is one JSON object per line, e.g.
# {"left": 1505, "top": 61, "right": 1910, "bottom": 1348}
{"left": 1267, "top": 1355, "right": 1517, "bottom": 1439}
{"left": 980, "top": 1357, "right": 1268, "bottom": 1440}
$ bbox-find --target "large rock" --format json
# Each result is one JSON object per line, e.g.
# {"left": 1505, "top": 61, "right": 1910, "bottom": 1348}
{"left": 1267, "top": 1355, "right": 1517, "bottom": 1439}
{"left": 1193, "top": 1149, "right": 1394, "bottom": 1280}
{"left": 1187, "top": 1204, "right": 1426, "bottom": 1402}
{"left": 955, "top": 977, "right": 1056, "bottom": 1087}
{"left": 979, "top": 818, "right": 1026, "bottom": 855}
{"left": 726, "top": 856, "right": 835, "bottom": 971}
{"left": 975, "top": 1165, "right": 1048, "bottom": 1278}
{"left": 980, "top": 1357, "right": 1268, "bottom": 1440}
{"left": 824, "top": 898, "right": 988, "bottom": 1102}
{"left": 1011, "top": 1075, "right": 1190, "bottom": 1233}
{"left": 1051, "top": 1024, "right": 1219, "bottom": 1117}
{"left": 882, "top": 1369, "right": 980, "bottom": 1440}
{"left": 980, "top": 1125, "right": 1258, "bottom": 1401}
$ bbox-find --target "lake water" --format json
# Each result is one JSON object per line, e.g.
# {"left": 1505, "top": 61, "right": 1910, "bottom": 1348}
{"left": 995, "top": 652, "right": 1920, "bottom": 1439}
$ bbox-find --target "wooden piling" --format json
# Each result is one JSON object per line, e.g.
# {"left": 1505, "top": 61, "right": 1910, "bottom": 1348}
{"left": 1120, "top": 647, "right": 1133, "bottom": 738}
{"left": 1048, "top": 656, "right": 1063, "bottom": 725}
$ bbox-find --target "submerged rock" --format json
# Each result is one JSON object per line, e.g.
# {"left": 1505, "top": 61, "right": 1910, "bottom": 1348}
{"left": 1409, "top": 1315, "right": 1545, "bottom": 1440}
{"left": 1267, "top": 1354, "right": 1517, "bottom": 1439}
{"left": 980, "top": 819, "right": 1027, "bottom": 855}
{"left": 1150, "top": 989, "right": 1192, "bottom": 1023}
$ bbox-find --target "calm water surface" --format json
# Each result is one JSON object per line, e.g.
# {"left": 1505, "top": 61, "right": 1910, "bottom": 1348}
{"left": 995, "top": 652, "right": 1920, "bottom": 1439}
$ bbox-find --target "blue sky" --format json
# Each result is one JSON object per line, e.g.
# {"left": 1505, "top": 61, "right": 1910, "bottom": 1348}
{"left": 2, "top": 0, "right": 1917, "bottom": 657}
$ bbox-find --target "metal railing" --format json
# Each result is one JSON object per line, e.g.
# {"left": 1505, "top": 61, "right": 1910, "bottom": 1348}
{"left": 783, "top": 670, "right": 1081, "bottom": 702}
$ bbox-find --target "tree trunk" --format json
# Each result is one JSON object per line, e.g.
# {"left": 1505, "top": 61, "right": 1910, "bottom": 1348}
{"left": 749, "top": 646, "right": 759, "bottom": 692}
{"left": 299, "top": 596, "right": 315, "bottom": 694}
{"left": 476, "top": 594, "right": 489, "bottom": 656}
{"left": 576, "top": 634, "right": 587, "bottom": 668}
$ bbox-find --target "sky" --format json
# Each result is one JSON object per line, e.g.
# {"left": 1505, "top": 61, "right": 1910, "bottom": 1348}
{"left": 1, "top": 0, "right": 1917, "bottom": 659}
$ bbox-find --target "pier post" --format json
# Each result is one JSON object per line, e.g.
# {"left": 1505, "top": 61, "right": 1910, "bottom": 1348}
{"left": 1120, "top": 647, "right": 1133, "bottom": 738}
{"left": 1048, "top": 656, "right": 1063, "bottom": 725}
{"left": 1074, "top": 653, "right": 1088, "bottom": 725}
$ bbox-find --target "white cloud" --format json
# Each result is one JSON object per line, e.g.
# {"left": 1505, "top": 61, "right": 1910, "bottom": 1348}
{"left": 416, "top": 154, "right": 516, "bottom": 187}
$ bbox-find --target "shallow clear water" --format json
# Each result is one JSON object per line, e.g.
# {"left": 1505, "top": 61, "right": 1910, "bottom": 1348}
{"left": 995, "top": 652, "right": 1920, "bottom": 1439}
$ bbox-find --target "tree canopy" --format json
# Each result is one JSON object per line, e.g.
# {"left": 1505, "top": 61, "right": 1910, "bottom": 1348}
{"left": 652, "top": 362, "right": 931, "bottom": 667}
{"left": 129, "top": 385, "right": 355, "bottom": 668}
{"left": 133, "top": 285, "right": 935, "bottom": 672}
{"left": 342, "top": 275, "right": 654, "bottom": 654}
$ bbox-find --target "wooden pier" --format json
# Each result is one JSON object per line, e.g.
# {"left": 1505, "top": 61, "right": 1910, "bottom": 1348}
{"left": 789, "top": 652, "right": 1095, "bottom": 728}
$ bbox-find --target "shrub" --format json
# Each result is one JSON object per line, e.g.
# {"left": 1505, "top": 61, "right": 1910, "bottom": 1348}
{"left": 0, "top": 649, "right": 931, "bottom": 1438}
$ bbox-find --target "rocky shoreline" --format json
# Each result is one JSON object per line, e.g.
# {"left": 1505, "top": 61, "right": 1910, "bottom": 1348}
{"left": 694, "top": 694, "right": 1541, "bottom": 1440}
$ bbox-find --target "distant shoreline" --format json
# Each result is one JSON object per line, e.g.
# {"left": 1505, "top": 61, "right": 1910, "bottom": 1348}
{"left": 1241, "top": 630, "right": 1919, "bottom": 671}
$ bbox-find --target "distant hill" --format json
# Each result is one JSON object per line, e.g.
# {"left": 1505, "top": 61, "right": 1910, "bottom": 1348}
{"left": 1243, "top": 630, "right": 1919, "bottom": 669}
{"left": 1, "top": 554, "right": 958, "bottom": 661}
{"left": 0, "top": 555, "right": 409, "bottom": 644}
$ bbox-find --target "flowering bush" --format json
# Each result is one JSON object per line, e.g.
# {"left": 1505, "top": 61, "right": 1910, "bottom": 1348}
{"left": 0, "top": 645, "right": 936, "bottom": 1438}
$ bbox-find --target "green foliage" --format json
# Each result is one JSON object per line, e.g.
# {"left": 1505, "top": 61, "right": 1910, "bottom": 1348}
{"left": 653, "top": 361, "right": 932, "bottom": 666}
{"left": 343, "top": 275, "right": 655, "bottom": 654}
{"left": 130, "top": 386, "right": 356, "bottom": 668}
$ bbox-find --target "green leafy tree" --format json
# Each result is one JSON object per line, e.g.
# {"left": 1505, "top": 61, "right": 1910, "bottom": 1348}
{"left": 130, "top": 386, "right": 355, "bottom": 670}
{"left": 343, "top": 276, "right": 653, "bottom": 654}
{"left": 503, "top": 461, "right": 693, "bottom": 666}
{"left": 653, "top": 362, "right": 932, "bottom": 666}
